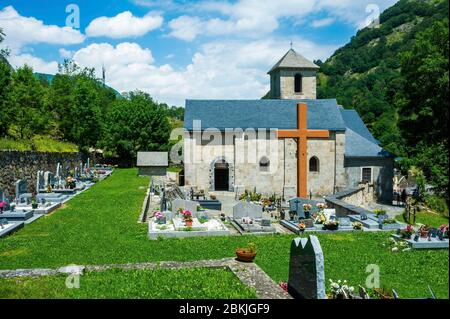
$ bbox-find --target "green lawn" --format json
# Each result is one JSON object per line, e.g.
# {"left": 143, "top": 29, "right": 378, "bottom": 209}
{"left": 0, "top": 268, "right": 256, "bottom": 299}
{"left": 0, "top": 169, "right": 448, "bottom": 299}
{"left": 396, "top": 210, "right": 449, "bottom": 227}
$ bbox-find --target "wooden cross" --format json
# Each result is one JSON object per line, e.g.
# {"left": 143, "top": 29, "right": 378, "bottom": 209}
{"left": 277, "top": 103, "right": 330, "bottom": 198}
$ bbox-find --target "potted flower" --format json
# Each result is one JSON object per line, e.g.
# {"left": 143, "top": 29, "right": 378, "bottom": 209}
{"left": 419, "top": 225, "right": 430, "bottom": 238}
{"left": 31, "top": 197, "right": 38, "bottom": 209}
{"left": 352, "top": 221, "right": 363, "bottom": 230}
{"left": 303, "top": 203, "right": 312, "bottom": 219}
{"left": 235, "top": 242, "right": 257, "bottom": 262}
{"left": 314, "top": 212, "right": 327, "bottom": 224}
{"left": 0, "top": 201, "right": 6, "bottom": 213}
{"left": 154, "top": 211, "right": 166, "bottom": 224}
{"left": 66, "top": 176, "right": 76, "bottom": 189}
{"left": 181, "top": 210, "right": 193, "bottom": 226}
{"left": 439, "top": 224, "right": 449, "bottom": 239}
{"left": 400, "top": 225, "right": 414, "bottom": 239}
{"left": 323, "top": 220, "right": 339, "bottom": 231}
{"left": 374, "top": 209, "right": 387, "bottom": 217}
{"left": 316, "top": 202, "right": 327, "bottom": 211}
{"left": 220, "top": 212, "right": 226, "bottom": 222}
{"left": 298, "top": 221, "right": 306, "bottom": 232}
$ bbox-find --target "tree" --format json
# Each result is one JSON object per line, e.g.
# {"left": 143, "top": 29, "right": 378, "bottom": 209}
{"left": 7, "top": 66, "right": 48, "bottom": 139}
{"left": 69, "top": 75, "right": 102, "bottom": 152}
{"left": 103, "top": 91, "right": 171, "bottom": 162}
{"left": 0, "top": 60, "right": 11, "bottom": 137}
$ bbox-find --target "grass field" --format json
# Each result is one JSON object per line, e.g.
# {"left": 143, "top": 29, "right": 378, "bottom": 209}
{"left": 0, "top": 169, "right": 448, "bottom": 299}
{"left": 396, "top": 210, "right": 449, "bottom": 227}
{"left": 0, "top": 268, "right": 256, "bottom": 299}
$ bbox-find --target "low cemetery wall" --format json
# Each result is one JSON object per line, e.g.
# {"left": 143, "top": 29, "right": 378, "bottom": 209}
{"left": 325, "top": 183, "right": 374, "bottom": 217}
{"left": 0, "top": 150, "right": 90, "bottom": 197}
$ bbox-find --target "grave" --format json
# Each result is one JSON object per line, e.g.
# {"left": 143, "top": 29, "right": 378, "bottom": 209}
{"left": 288, "top": 235, "right": 326, "bottom": 299}
{"left": 197, "top": 199, "right": 222, "bottom": 211}
{"left": 16, "top": 179, "right": 68, "bottom": 203}
{"left": 391, "top": 233, "right": 449, "bottom": 249}
{"left": 348, "top": 214, "right": 379, "bottom": 230}
{"left": 0, "top": 210, "right": 34, "bottom": 221}
{"left": 171, "top": 199, "right": 199, "bottom": 217}
{"left": 0, "top": 219, "right": 24, "bottom": 238}
{"left": 231, "top": 201, "right": 276, "bottom": 234}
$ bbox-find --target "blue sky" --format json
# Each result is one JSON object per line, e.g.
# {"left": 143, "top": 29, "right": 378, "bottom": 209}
{"left": 0, "top": 0, "right": 398, "bottom": 105}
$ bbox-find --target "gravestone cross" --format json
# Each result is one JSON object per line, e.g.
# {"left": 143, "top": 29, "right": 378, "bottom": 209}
{"left": 276, "top": 103, "right": 330, "bottom": 198}
{"left": 288, "top": 235, "right": 326, "bottom": 299}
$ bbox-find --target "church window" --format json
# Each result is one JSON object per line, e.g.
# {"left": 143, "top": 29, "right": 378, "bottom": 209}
{"left": 294, "top": 73, "right": 302, "bottom": 93}
{"left": 361, "top": 167, "right": 372, "bottom": 183}
{"left": 259, "top": 156, "right": 270, "bottom": 172}
{"left": 309, "top": 156, "right": 319, "bottom": 172}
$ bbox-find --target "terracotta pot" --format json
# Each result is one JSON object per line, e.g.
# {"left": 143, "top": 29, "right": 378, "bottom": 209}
{"left": 235, "top": 249, "right": 257, "bottom": 262}
{"left": 420, "top": 230, "right": 429, "bottom": 238}
{"left": 185, "top": 221, "right": 193, "bottom": 227}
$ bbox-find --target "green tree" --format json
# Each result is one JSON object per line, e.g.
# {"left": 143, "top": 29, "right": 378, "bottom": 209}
{"left": 103, "top": 91, "right": 171, "bottom": 162}
{"left": 0, "top": 60, "right": 11, "bottom": 137}
{"left": 8, "top": 65, "right": 48, "bottom": 139}
{"left": 69, "top": 75, "right": 102, "bottom": 152}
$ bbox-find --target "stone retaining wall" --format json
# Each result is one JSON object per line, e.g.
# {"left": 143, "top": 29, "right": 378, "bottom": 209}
{"left": 325, "top": 183, "right": 374, "bottom": 217}
{"left": 0, "top": 150, "right": 90, "bottom": 197}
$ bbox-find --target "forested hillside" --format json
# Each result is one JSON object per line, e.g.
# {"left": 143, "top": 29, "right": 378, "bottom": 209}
{"left": 317, "top": 0, "right": 449, "bottom": 198}
{"left": 0, "top": 26, "right": 184, "bottom": 163}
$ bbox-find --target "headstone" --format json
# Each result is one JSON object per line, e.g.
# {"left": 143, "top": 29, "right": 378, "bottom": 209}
{"left": 87, "top": 158, "right": 90, "bottom": 169}
{"left": 323, "top": 209, "right": 336, "bottom": 220}
{"left": 290, "top": 198, "right": 305, "bottom": 219}
{"left": 261, "top": 219, "right": 271, "bottom": 227}
{"left": 377, "top": 214, "right": 387, "bottom": 224}
{"left": 15, "top": 180, "right": 27, "bottom": 200}
{"left": 288, "top": 235, "right": 326, "bottom": 299}
{"left": 56, "top": 163, "right": 61, "bottom": 178}
{"left": 429, "top": 228, "right": 437, "bottom": 238}
{"left": 36, "top": 170, "right": 45, "bottom": 192}
{"left": 0, "top": 189, "right": 5, "bottom": 202}
{"left": 171, "top": 198, "right": 198, "bottom": 216}
{"left": 74, "top": 167, "right": 79, "bottom": 179}
{"left": 233, "top": 201, "right": 263, "bottom": 219}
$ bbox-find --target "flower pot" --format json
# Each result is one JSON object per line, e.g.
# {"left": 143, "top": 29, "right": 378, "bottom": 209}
{"left": 32, "top": 204, "right": 38, "bottom": 209}
{"left": 235, "top": 249, "right": 256, "bottom": 262}
{"left": 420, "top": 231, "right": 429, "bottom": 238}
{"left": 185, "top": 220, "right": 193, "bottom": 227}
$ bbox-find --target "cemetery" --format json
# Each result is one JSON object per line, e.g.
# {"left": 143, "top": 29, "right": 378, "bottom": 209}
{"left": 0, "top": 160, "right": 113, "bottom": 238}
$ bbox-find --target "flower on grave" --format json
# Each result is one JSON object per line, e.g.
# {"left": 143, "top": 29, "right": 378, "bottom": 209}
{"left": 329, "top": 279, "right": 355, "bottom": 299}
{"left": 302, "top": 204, "right": 312, "bottom": 212}
{"left": 352, "top": 221, "right": 363, "bottom": 230}
{"left": 314, "top": 212, "right": 327, "bottom": 224}
{"left": 316, "top": 203, "right": 327, "bottom": 210}
{"left": 154, "top": 212, "right": 164, "bottom": 220}
{"left": 181, "top": 210, "right": 193, "bottom": 222}
{"left": 0, "top": 201, "right": 6, "bottom": 209}
{"left": 298, "top": 221, "right": 306, "bottom": 230}
{"left": 278, "top": 282, "right": 288, "bottom": 292}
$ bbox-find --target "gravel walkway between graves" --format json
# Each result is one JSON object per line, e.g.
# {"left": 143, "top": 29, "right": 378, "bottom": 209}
{"left": 0, "top": 258, "right": 292, "bottom": 299}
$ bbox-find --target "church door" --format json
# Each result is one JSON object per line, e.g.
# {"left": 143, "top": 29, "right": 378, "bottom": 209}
{"left": 214, "top": 161, "right": 229, "bottom": 191}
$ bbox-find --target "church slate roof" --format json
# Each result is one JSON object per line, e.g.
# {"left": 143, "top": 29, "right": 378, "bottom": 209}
{"left": 184, "top": 99, "right": 346, "bottom": 131}
{"left": 268, "top": 49, "right": 320, "bottom": 73}
{"left": 340, "top": 109, "right": 393, "bottom": 158}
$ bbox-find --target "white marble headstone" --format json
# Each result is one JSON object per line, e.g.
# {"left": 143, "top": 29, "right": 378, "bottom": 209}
{"left": 171, "top": 199, "right": 199, "bottom": 217}
{"left": 233, "top": 201, "right": 263, "bottom": 219}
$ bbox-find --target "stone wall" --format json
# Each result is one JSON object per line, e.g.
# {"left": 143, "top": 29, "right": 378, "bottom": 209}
{"left": 0, "top": 151, "right": 89, "bottom": 197}
{"left": 324, "top": 183, "right": 375, "bottom": 217}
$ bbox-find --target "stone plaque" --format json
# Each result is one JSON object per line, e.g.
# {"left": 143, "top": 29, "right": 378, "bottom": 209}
{"left": 232, "top": 201, "right": 263, "bottom": 219}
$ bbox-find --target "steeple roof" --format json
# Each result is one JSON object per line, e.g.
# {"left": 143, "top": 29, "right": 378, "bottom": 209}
{"left": 268, "top": 49, "right": 319, "bottom": 74}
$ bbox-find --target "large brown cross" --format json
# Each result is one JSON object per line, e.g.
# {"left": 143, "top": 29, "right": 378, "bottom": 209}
{"left": 277, "top": 103, "right": 330, "bottom": 198}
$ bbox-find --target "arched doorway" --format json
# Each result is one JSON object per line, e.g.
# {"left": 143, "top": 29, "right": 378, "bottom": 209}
{"left": 214, "top": 160, "right": 229, "bottom": 191}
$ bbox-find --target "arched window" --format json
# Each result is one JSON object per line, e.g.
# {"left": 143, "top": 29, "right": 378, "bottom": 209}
{"left": 309, "top": 156, "right": 319, "bottom": 172}
{"left": 259, "top": 156, "right": 270, "bottom": 172}
{"left": 294, "top": 73, "right": 302, "bottom": 93}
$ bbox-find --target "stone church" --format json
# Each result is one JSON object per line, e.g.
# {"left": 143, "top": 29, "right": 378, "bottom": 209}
{"left": 183, "top": 49, "right": 394, "bottom": 203}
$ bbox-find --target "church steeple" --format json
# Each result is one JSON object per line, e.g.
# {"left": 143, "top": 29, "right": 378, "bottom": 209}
{"left": 268, "top": 49, "right": 319, "bottom": 100}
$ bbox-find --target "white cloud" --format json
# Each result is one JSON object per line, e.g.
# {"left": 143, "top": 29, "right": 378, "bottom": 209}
{"left": 8, "top": 53, "right": 58, "bottom": 74}
{"left": 312, "top": 17, "right": 335, "bottom": 28}
{"left": 0, "top": 5, "right": 85, "bottom": 52}
{"left": 168, "top": 0, "right": 398, "bottom": 41}
{"left": 86, "top": 11, "right": 163, "bottom": 38}
{"left": 69, "top": 39, "right": 336, "bottom": 106}
{"left": 59, "top": 48, "right": 74, "bottom": 59}
{"left": 168, "top": 16, "right": 204, "bottom": 41}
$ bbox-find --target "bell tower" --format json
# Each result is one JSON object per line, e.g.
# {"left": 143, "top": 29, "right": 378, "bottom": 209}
{"left": 268, "top": 49, "right": 319, "bottom": 100}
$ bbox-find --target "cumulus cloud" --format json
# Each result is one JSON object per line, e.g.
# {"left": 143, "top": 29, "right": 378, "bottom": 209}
{"left": 59, "top": 48, "right": 74, "bottom": 59}
{"left": 85, "top": 11, "right": 163, "bottom": 38}
{"left": 8, "top": 53, "right": 59, "bottom": 74}
{"left": 0, "top": 5, "right": 85, "bottom": 52}
{"left": 68, "top": 39, "right": 336, "bottom": 106}
{"left": 168, "top": 0, "right": 397, "bottom": 41}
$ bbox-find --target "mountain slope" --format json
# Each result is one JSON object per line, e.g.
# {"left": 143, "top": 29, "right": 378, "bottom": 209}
{"left": 317, "top": 0, "right": 449, "bottom": 155}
